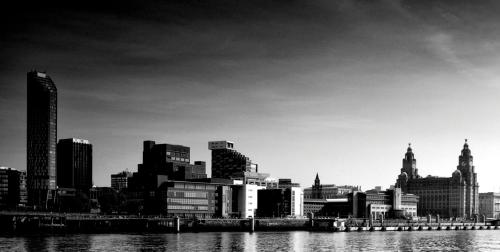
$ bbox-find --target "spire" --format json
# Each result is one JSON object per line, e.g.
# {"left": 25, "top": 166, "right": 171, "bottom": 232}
{"left": 407, "top": 143, "right": 412, "bottom": 152}
{"left": 314, "top": 173, "right": 320, "bottom": 187}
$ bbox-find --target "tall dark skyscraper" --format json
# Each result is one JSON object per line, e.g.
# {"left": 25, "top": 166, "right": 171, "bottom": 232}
{"left": 57, "top": 138, "right": 93, "bottom": 191}
{"left": 27, "top": 71, "right": 57, "bottom": 209}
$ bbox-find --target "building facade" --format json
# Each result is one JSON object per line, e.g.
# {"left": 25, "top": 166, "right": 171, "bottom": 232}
{"left": 130, "top": 140, "right": 207, "bottom": 190}
{"left": 351, "top": 188, "right": 419, "bottom": 219}
{"left": 303, "top": 199, "right": 328, "bottom": 216}
{"left": 304, "top": 174, "right": 360, "bottom": 199}
{"left": 396, "top": 141, "right": 479, "bottom": 218}
{"left": 479, "top": 192, "right": 500, "bottom": 219}
{"left": 257, "top": 181, "right": 303, "bottom": 217}
{"left": 27, "top": 71, "right": 57, "bottom": 209}
{"left": 232, "top": 184, "right": 265, "bottom": 218}
{"left": 0, "top": 167, "right": 27, "bottom": 208}
{"left": 57, "top": 138, "right": 93, "bottom": 191}
{"left": 215, "top": 185, "right": 233, "bottom": 218}
{"left": 126, "top": 140, "right": 214, "bottom": 215}
{"left": 111, "top": 171, "right": 133, "bottom": 191}
{"left": 155, "top": 181, "right": 233, "bottom": 218}
{"left": 304, "top": 188, "right": 418, "bottom": 219}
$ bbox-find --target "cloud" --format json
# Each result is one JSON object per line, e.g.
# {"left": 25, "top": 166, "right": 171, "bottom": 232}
{"left": 426, "top": 32, "right": 500, "bottom": 88}
{"left": 2, "top": 0, "right": 500, "bottom": 190}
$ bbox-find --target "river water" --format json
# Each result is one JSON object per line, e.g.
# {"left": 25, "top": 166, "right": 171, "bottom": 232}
{"left": 1, "top": 230, "right": 499, "bottom": 251}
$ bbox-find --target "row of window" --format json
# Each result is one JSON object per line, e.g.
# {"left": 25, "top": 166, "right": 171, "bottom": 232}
{"left": 172, "top": 183, "right": 216, "bottom": 190}
{"left": 167, "top": 205, "right": 209, "bottom": 211}
{"left": 371, "top": 205, "right": 390, "bottom": 210}
{"left": 168, "top": 157, "right": 189, "bottom": 162}
{"left": 168, "top": 191, "right": 208, "bottom": 198}
{"left": 166, "top": 151, "right": 189, "bottom": 158}
{"left": 167, "top": 198, "right": 209, "bottom": 205}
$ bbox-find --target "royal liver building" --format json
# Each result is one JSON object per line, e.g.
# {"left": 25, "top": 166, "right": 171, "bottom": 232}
{"left": 396, "top": 140, "right": 479, "bottom": 218}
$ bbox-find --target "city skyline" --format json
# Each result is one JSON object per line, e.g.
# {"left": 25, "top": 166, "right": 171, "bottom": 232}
{"left": 2, "top": 0, "right": 500, "bottom": 192}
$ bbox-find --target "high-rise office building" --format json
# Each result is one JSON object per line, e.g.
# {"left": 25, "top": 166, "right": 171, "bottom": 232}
{"left": 27, "top": 71, "right": 57, "bottom": 209}
{"left": 111, "top": 170, "right": 133, "bottom": 191}
{"left": 57, "top": 138, "right": 93, "bottom": 191}
{"left": 131, "top": 140, "right": 207, "bottom": 188}
{"left": 209, "top": 141, "right": 258, "bottom": 179}
{"left": 396, "top": 141, "right": 480, "bottom": 218}
{"left": 128, "top": 140, "right": 208, "bottom": 201}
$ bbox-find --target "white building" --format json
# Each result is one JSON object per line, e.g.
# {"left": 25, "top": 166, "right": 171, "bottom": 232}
{"left": 290, "top": 186, "right": 304, "bottom": 217}
{"left": 236, "top": 184, "right": 265, "bottom": 218}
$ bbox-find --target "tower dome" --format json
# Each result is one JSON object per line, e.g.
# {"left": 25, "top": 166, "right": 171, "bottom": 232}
{"left": 405, "top": 143, "right": 414, "bottom": 160}
{"left": 452, "top": 169, "right": 462, "bottom": 183}
{"left": 461, "top": 139, "right": 471, "bottom": 156}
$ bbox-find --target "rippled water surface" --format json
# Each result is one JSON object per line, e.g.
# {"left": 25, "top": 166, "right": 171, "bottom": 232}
{"left": 1, "top": 230, "right": 500, "bottom": 251}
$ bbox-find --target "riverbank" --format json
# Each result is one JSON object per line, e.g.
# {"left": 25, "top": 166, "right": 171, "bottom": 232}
{"left": 0, "top": 212, "right": 498, "bottom": 234}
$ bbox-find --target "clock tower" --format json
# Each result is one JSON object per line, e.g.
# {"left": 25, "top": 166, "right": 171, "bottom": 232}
{"left": 312, "top": 173, "right": 322, "bottom": 199}
{"left": 457, "top": 139, "right": 475, "bottom": 185}
{"left": 401, "top": 143, "right": 419, "bottom": 179}
{"left": 396, "top": 143, "right": 420, "bottom": 192}
{"left": 456, "top": 139, "right": 479, "bottom": 217}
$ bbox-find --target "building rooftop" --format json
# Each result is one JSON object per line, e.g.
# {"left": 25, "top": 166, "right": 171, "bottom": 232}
{"left": 208, "top": 140, "right": 235, "bottom": 150}
{"left": 326, "top": 198, "right": 348, "bottom": 203}
{"left": 59, "top": 138, "right": 90, "bottom": 144}
{"left": 0, "top": 166, "right": 22, "bottom": 171}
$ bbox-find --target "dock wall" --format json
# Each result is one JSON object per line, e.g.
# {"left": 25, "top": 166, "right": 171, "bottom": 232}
{"left": 0, "top": 212, "right": 498, "bottom": 234}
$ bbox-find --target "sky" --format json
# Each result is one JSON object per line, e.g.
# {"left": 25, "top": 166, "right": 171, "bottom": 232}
{"left": 1, "top": 0, "right": 500, "bottom": 192}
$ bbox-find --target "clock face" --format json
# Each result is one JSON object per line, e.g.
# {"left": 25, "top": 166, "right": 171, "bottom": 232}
{"left": 461, "top": 161, "right": 467, "bottom": 166}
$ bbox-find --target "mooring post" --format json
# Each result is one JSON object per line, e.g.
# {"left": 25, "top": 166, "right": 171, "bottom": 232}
{"left": 309, "top": 213, "right": 314, "bottom": 228}
{"left": 174, "top": 216, "right": 180, "bottom": 233}
{"left": 249, "top": 217, "right": 255, "bottom": 232}
{"left": 12, "top": 217, "right": 17, "bottom": 231}
{"left": 437, "top": 214, "right": 440, "bottom": 227}
{"left": 368, "top": 214, "right": 373, "bottom": 227}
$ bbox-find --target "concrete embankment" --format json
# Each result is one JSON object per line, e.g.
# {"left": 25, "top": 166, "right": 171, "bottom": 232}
{"left": 194, "top": 218, "right": 310, "bottom": 232}
{"left": 0, "top": 213, "right": 498, "bottom": 234}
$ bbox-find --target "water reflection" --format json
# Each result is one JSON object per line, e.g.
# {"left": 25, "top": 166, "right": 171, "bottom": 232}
{"left": 291, "top": 231, "right": 304, "bottom": 251}
{"left": 1, "top": 230, "right": 499, "bottom": 251}
{"left": 24, "top": 235, "right": 49, "bottom": 252}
